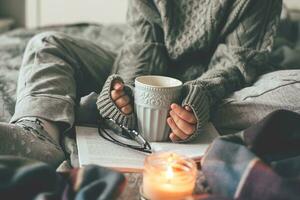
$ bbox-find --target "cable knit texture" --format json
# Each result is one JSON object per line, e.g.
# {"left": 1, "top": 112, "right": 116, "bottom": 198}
{"left": 98, "top": 0, "right": 282, "bottom": 140}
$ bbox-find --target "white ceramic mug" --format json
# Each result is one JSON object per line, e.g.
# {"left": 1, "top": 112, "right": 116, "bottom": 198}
{"left": 134, "top": 76, "right": 183, "bottom": 142}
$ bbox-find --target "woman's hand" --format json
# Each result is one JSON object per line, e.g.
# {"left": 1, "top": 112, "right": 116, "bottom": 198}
{"left": 111, "top": 80, "right": 133, "bottom": 115}
{"left": 167, "top": 103, "right": 197, "bottom": 142}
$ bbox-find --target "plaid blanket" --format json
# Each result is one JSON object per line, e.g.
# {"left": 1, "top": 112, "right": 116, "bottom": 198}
{"left": 0, "top": 157, "right": 125, "bottom": 200}
{"left": 197, "top": 110, "right": 300, "bottom": 200}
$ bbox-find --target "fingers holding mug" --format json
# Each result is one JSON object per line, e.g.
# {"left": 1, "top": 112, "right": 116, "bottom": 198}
{"left": 111, "top": 80, "right": 133, "bottom": 115}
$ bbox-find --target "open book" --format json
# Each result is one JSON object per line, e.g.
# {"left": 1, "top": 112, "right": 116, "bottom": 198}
{"left": 76, "top": 123, "right": 219, "bottom": 172}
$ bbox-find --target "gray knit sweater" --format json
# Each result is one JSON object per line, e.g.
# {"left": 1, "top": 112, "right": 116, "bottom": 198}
{"left": 97, "top": 0, "right": 282, "bottom": 140}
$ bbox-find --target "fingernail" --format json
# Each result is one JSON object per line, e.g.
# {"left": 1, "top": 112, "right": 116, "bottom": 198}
{"left": 184, "top": 106, "right": 191, "bottom": 111}
{"left": 170, "top": 104, "right": 175, "bottom": 109}
{"left": 169, "top": 133, "right": 174, "bottom": 140}
{"left": 116, "top": 83, "right": 122, "bottom": 89}
{"left": 167, "top": 117, "right": 172, "bottom": 123}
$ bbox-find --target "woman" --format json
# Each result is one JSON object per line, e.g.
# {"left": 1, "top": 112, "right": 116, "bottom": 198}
{"left": 0, "top": 0, "right": 290, "bottom": 166}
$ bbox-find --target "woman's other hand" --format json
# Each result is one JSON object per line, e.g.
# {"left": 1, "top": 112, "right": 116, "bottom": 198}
{"left": 167, "top": 103, "right": 197, "bottom": 142}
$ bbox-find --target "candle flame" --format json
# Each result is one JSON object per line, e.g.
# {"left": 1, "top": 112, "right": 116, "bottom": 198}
{"left": 166, "top": 153, "right": 175, "bottom": 180}
{"left": 166, "top": 165, "right": 174, "bottom": 179}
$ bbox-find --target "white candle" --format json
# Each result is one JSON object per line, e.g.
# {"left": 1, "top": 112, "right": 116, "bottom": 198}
{"left": 142, "top": 152, "right": 197, "bottom": 200}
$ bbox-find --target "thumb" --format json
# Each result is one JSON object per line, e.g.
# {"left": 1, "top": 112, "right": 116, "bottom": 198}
{"left": 112, "top": 80, "right": 124, "bottom": 91}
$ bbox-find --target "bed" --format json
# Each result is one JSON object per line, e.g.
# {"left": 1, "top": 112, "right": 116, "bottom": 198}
{"left": 0, "top": 7, "right": 300, "bottom": 199}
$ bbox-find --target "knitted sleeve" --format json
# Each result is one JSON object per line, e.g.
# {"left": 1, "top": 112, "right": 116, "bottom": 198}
{"left": 97, "top": 0, "right": 169, "bottom": 129}
{"left": 182, "top": 0, "right": 282, "bottom": 138}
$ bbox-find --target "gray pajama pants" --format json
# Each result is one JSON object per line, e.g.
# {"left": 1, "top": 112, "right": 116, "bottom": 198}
{"left": 11, "top": 32, "right": 300, "bottom": 134}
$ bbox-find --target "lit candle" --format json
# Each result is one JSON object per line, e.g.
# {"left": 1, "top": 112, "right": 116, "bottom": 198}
{"left": 142, "top": 152, "right": 197, "bottom": 200}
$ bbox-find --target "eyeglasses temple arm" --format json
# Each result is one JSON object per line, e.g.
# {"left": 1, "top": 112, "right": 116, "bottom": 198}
{"left": 128, "top": 130, "right": 152, "bottom": 150}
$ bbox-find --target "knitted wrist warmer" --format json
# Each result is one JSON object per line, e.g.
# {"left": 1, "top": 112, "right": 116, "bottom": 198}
{"left": 97, "top": 74, "right": 136, "bottom": 130}
{"left": 179, "top": 83, "right": 210, "bottom": 142}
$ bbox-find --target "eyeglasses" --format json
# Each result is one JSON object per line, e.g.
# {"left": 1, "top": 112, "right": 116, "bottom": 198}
{"left": 98, "top": 117, "right": 152, "bottom": 154}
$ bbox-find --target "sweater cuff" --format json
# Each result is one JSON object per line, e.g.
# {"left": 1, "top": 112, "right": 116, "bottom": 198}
{"left": 97, "top": 74, "right": 136, "bottom": 130}
{"left": 180, "top": 83, "right": 210, "bottom": 142}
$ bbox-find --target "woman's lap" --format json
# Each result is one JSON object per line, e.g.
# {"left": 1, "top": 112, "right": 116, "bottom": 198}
{"left": 212, "top": 70, "right": 300, "bottom": 135}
